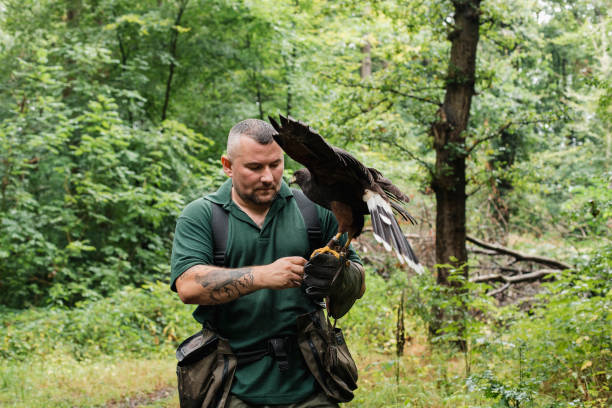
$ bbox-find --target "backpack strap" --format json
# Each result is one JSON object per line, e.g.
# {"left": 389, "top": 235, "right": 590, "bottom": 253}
{"left": 210, "top": 202, "right": 229, "bottom": 267}
{"left": 209, "top": 190, "right": 321, "bottom": 267}
{"left": 291, "top": 189, "right": 322, "bottom": 254}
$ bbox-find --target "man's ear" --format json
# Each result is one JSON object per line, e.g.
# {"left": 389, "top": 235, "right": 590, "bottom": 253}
{"left": 221, "top": 155, "right": 232, "bottom": 177}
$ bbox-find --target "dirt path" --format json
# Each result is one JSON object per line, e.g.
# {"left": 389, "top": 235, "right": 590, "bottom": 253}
{"left": 106, "top": 385, "right": 175, "bottom": 408}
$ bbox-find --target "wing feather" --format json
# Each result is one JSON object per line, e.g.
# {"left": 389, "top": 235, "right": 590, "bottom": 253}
{"left": 270, "top": 115, "right": 373, "bottom": 186}
{"left": 364, "top": 190, "right": 423, "bottom": 275}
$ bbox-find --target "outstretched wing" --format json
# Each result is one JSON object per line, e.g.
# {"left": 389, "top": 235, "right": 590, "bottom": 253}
{"left": 269, "top": 115, "right": 373, "bottom": 187}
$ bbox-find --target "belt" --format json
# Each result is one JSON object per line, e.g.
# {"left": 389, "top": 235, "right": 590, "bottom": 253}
{"left": 234, "top": 335, "right": 296, "bottom": 372}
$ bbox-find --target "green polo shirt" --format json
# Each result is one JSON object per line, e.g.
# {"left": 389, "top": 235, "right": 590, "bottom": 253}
{"left": 170, "top": 179, "right": 360, "bottom": 405}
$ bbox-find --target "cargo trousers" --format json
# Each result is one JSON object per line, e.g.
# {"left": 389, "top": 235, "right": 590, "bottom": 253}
{"left": 227, "top": 392, "right": 339, "bottom": 408}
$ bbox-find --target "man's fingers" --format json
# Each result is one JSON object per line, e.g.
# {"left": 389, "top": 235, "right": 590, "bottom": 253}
{"left": 286, "top": 256, "right": 307, "bottom": 265}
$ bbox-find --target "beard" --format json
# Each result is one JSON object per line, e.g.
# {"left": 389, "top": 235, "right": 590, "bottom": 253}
{"left": 234, "top": 184, "right": 279, "bottom": 206}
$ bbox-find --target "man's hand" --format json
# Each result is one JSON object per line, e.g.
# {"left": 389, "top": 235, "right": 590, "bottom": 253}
{"left": 302, "top": 252, "right": 344, "bottom": 299}
{"left": 255, "top": 256, "right": 307, "bottom": 290}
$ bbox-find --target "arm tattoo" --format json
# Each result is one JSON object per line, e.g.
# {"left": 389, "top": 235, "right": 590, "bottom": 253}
{"left": 194, "top": 267, "right": 254, "bottom": 304}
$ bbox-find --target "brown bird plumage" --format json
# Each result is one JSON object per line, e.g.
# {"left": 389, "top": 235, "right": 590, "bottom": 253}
{"left": 269, "top": 115, "right": 423, "bottom": 274}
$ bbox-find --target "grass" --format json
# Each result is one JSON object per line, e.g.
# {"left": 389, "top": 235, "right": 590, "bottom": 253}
{"left": 1, "top": 252, "right": 609, "bottom": 407}
{"left": 0, "top": 330, "right": 468, "bottom": 408}
{"left": 0, "top": 354, "right": 176, "bottom": 408}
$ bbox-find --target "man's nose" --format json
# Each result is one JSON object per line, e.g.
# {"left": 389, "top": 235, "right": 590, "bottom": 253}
{"left": 261, "top": 166, "right": 274, "bottom": 183}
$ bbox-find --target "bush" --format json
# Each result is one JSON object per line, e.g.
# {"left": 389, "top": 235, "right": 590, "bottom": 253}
{"left": 0, "top": 92, "right": 219, "bottom": 307}
{"left": 0, "top": 281, "right": 200, "bottom": 361}
{"left": 507, "top": 247, "right": 612, "bottom": 405}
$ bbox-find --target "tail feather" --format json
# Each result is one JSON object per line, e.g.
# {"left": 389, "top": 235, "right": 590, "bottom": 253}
{"left": 364, "top": 190, "right": 423, "bottom": 275}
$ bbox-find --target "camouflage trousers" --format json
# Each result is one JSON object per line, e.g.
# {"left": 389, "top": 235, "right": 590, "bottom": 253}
{"left": 226, "top": 392, "right": 339, "bottom": 408}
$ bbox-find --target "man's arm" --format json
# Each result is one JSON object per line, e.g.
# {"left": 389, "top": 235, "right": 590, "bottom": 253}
{"left": 175, "top": 256, "right": 307, "bottom": 305}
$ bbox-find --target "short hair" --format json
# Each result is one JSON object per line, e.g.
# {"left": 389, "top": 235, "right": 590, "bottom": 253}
{"left": 226, "top": 119, "right": 277, "bottom": 159}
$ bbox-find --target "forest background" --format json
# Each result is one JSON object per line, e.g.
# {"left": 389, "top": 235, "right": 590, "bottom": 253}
{"left": 0, "top": 0, "right": 610, "bottom": 407}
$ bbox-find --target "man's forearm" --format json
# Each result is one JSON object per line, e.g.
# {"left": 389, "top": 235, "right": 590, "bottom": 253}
{"left": 175, "top": 256, "right": 306, "bottom": 305}
{"left": 176, "top": 264, "right": 260, "bottom": 305}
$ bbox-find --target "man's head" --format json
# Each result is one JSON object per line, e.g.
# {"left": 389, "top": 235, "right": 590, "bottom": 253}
{"left": 222, "top": 119, "right": 284, "bottom": 208}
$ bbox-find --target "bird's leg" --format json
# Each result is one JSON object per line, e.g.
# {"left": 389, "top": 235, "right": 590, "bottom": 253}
{"left": 310, "top": 232, "right": 342, "bottom": 259}
{"left": 340, "top": 234, "right": 354, "bottom": 261}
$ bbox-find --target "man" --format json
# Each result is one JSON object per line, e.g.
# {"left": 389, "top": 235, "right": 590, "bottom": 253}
{"left": 170, "top": 119, "right": 365, "bottom": 407}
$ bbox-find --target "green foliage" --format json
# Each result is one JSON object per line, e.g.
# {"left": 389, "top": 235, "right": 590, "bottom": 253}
{"left": 343, "top": 269, "right": 406, "bottom": 353}
{"left": 467, "top": 370, "right": 534, "bottom": 408}
{"left": 404, "top": 263, "right": 496, "bottom": 349}
{"left": 0, "top": 0, "right": 610, "bottom": 405}
{"left": 0, "top": 281, "right": 199, "bottom": 361}
{"left": 507, "top": 248, "right": 612, "bottom": 403}
{"left": 0, "top": 90, "right": 215, "bottom": 307}
{"left": 396, "top": 248, "right": 611, "bottom": 406}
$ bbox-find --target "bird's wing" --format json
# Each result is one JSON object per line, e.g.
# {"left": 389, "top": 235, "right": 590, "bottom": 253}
{"left": 368, "top": 167, "right": 416, "bottom": 224}
{"left": 364, "top": 189, "right": 423, "bottom": 275}
{"left": 269, "top": 115, "right": 373, "bottom": 186}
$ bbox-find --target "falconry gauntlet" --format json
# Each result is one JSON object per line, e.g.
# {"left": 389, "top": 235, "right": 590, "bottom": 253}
{"left": 303, "top": 253, "right": 364, "bottom": 319}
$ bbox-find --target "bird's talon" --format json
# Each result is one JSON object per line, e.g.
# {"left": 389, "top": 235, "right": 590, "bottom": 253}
{"left": 310, "top": 246, "right": 341, "bottom": 259}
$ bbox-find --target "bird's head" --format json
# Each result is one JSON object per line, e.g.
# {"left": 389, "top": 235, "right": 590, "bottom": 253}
{"left": 289, "top": 168, "right": 311, "bottom": 188}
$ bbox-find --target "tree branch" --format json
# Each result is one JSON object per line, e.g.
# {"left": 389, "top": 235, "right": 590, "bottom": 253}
{"left": 321, "top": 73, "right": 443, "bottom": 106}
{"left": 467, "top": 235, "right": 572, "bottom": 270}
{"left": 387, "top": 139, "right": 435, "bottom": 178}
{"left": 465, "top": 121, "right": 512, "bottom": 155}
{"left": 487, "top": 282, "right": 510, "bottom": 297}
{"left": 472, "top": 269, "right": 559, "bottom": 284}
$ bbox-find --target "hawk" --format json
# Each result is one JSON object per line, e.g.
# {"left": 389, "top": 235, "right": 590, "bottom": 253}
{"left": 269, "top": 115, "right": 423, "bottom": 274}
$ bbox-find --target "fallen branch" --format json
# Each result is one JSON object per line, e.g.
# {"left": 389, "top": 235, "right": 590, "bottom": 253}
{"left": 471, "top": 269, "right": 559, "bottom": 283}
{"left": 468, "top": 247, "right": 504, "bottom": 256}
{"left": 466, "top": 235, "right": 571, "bottom": 270}
{"left": 487, "top": 282, "right": 510, "bottom": 297}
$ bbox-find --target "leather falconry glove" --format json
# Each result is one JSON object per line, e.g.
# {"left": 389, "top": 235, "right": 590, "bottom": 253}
{"left": 303, "top": 253, "right": 364, "bottom": 319}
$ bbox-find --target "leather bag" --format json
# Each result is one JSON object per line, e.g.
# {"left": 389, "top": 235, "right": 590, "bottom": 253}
{"left": 176, "top": 325, "right": 236, "bottom": 408}
{"left": 296, "top": 309, "right": 358, "bottom": 402}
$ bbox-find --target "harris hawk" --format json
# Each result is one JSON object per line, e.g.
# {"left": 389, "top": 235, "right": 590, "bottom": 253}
{"left": 269, "top": 115, "right": 424, "bottom": 275}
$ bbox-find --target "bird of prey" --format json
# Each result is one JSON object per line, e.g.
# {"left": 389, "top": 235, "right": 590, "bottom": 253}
{"left": 269, "top": 115, "right": 423, "bottom": 275}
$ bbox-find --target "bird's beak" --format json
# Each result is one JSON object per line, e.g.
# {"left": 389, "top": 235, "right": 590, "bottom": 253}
{"left": 288, "top": 175, "right": 297, "bottom": 185}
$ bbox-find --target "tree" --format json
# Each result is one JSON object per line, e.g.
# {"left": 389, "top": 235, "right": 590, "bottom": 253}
{"left": 431, "top": 0, "right": 481, "bottom": 287}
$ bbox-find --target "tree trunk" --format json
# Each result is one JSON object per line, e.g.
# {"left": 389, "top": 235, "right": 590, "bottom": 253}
{"left": 286, "top": 44, "right": 295, "bottom": 117}
{"left": 487, "top": 128, "right": 517, "bottom": 232}
{"left": 361, "top": 39, "right": 372, "bottom": 79}
{"left": 429, "top": 0, "right": 481, "bottom": 344}
{"left": 162, "top": 0, "right": 189, "bottom": 122}
{"left": 286, "top": 0, "right": 299, "bottom": 117}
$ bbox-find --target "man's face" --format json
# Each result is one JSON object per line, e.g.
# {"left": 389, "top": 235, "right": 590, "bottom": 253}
{"left": 222, "top": 136, "right": 284, "bottom": 208}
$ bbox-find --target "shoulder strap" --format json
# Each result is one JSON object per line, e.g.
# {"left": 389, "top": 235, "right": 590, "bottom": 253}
{"left": 210, "top": 202, "right": 229, "bottom": 267}
{"left": 292, "top": 189, "right": 322, "bottom": 254}
{"left": 209, "top": 191, "right": 322, "bottom": 267}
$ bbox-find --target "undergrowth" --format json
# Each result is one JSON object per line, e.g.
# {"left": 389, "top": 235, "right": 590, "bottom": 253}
{"left": 1, "top": 247, "right": 610, "bottom": 407}
{"left": 0, "top": 281, "right": 199, "bottom": 361}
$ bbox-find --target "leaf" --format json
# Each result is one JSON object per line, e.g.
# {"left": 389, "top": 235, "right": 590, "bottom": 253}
{"left": 580, "top": 360, "right": 592, "bottom": 371}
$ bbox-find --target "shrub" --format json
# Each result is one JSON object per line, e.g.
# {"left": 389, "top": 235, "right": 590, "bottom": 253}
{"left": 0, "top": 281, "right": 200, "bottom": 361}
{"left": 507, "top": 247, "right": 612, "bottom": 405}
{"left": 0, "top": 92, "right": 219, "bottom": 307}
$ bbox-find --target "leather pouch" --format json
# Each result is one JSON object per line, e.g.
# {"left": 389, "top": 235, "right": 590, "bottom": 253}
{"left": 296, "top": 309, "right": 358, "bottom": 402}
{"left": 176, "top": 326, "right": 236, "bottom": 408}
